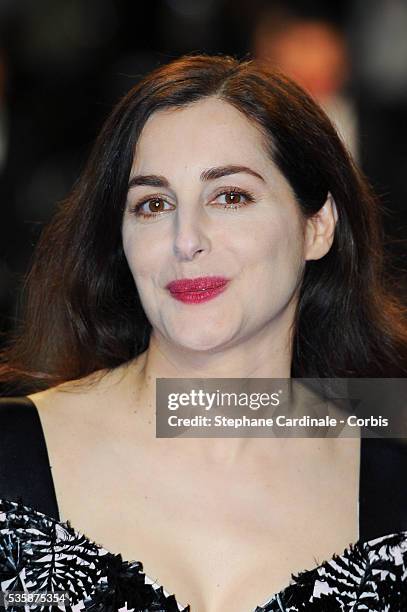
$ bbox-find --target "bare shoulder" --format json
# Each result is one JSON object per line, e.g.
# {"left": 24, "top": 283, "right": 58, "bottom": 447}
{"left": 25, "top": 353, "right": 148, "bottom": 468}
{"left": 27, "top": 352, "right": 147, "bottom": 417}
{"left": 27, "top": 369, "right": 112, "bottom": 415}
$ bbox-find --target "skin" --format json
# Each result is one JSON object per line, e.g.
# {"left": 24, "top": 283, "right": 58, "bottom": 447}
{"left": 121, "top": 95, "right": 337, "bottom": 458}
{"left": 28, "top": 97, "right": 360, "bottom": 612}
{"left": 122, "top": 97, "right": 336, "bottom": 375}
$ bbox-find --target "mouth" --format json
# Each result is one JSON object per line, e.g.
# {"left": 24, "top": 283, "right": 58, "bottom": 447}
{"left": 165, "top": 276, "right": 230, "bottom": 304}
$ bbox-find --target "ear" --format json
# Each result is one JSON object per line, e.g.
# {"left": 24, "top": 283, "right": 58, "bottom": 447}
{"left": 304, "top": 192, "right": 338, "bottom": 261}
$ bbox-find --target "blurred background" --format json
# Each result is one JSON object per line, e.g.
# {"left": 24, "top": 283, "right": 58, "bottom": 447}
{"left": 1, "top": 0, "right": 406, "bottom": 342}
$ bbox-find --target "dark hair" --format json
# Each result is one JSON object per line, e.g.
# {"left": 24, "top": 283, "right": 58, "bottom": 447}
{"left": 1, "top": 54, "right": 406, "bottom": 393}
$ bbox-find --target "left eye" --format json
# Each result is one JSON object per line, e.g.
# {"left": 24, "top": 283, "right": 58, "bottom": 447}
{"left": 212, "top": 190, "right": 254, "bottom": 208}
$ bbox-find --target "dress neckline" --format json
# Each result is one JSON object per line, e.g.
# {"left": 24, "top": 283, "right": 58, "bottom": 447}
{"left": 1, "top": 496, "right": 407, "bottom": 612}
{"left": 8, "top": 397, "right": 407, "bottom": 610}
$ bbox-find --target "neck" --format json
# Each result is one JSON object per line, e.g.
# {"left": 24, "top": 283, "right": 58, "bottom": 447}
{"left": 140, "top": 323, "right": 293, "bottom": 381}
{"left": 120, "top": 323, "right": 294, "bottom": 465}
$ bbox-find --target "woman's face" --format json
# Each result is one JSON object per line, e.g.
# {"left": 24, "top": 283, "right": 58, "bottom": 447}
{"left": 122, "top": 97, "right": 315, "bottom": 353}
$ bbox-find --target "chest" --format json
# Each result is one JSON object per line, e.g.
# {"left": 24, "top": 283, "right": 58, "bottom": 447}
{"left": 44, "top": 420, "right": 360, "bottom": 612}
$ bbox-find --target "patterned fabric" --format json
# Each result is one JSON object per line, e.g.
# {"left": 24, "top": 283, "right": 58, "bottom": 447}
{"left": 260, "top": 532, "right": 407, "bottom": 611}
{"left": 1, "top": 498, "right": 407, "bottom": 612}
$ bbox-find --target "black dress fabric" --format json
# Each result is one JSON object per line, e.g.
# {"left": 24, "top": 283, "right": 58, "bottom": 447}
{"left": 0, "top": 398, "right": 59, "bottom": 519}
{"left": 1, "top": 397, "right": 407, "bottom": 611}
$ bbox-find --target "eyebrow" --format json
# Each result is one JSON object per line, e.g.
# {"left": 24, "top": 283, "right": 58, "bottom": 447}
{"left": 127, "top": 164, "right": 265, "bottom": 190}
{"left": 200, "top": 165, "right": 265, "bottom": 182}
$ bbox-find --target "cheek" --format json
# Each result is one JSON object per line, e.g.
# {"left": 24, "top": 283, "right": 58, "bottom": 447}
{"left": 244, "top": 219, "right": 305, "bottom": 319}
{"left": 248, "top": 214, "right": 305, "bottom": 275}
{"left": 122, "top": 224, "right": 163, "bottom": 284}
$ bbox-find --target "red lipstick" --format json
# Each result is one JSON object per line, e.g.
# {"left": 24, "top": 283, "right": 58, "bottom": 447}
{"left": 166, "top": 276, "right": 230, "bottom": 304}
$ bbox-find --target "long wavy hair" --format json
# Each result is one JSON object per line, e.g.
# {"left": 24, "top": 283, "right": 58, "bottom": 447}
{"left": 1, "top": 54, "right": 406, "bottom": 393}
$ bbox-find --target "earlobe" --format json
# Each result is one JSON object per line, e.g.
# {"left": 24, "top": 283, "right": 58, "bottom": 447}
{"left": 305, "top": 192, "right": 338, "bottom": 261}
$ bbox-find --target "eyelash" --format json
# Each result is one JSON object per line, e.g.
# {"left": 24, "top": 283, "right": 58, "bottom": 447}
{"left": 129, "top": 187, "right": 256, "bottom": 219}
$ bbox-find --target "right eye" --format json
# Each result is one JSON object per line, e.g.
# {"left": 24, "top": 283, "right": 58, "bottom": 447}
{"left": 130, "top": 197, "right": 175, "bottom": 218}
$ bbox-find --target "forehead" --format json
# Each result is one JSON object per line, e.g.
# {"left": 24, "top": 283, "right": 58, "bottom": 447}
{"left": 132, "top": 97, "right": 273, "bottom": 176}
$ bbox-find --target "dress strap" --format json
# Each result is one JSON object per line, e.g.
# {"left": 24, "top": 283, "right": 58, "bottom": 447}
{"left": 359, "top": 436, "right": 407, "bottom": 541}
{"left": 0, "top": 397, "right": 60, "bottom": 520}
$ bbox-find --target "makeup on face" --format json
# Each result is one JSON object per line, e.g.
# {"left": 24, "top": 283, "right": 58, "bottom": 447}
{"left": 165, "top": 276, "right": 230, "bottom": 304}
{"left": 122, "top": 98, "right": 307, "bottom": 356}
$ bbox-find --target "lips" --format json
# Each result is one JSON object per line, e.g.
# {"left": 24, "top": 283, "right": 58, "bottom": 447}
{"left": 166, "top": 276, "right": 230, "bottom": 304}
{"left": 166, "top": 276, "right": 229, "bottom": 293}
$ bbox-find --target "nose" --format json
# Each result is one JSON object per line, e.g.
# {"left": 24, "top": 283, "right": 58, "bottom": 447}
{"left": 173, "top": 208, "right": 211, "bottom": 261}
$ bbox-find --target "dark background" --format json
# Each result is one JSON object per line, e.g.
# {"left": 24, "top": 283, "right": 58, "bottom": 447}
{"left": 1, "top": 0, "right": 406, "bottom": 340}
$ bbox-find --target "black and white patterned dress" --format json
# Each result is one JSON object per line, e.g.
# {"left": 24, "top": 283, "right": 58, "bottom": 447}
{"left": 1, "top": 497, "right": 407, "bottom": 611}
{"left": 1, "top": 398, "right": 407, "bottom": 611}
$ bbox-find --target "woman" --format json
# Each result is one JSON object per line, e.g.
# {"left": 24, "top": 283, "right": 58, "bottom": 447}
{"left": 0, "top": 54, "right": 407, "bottom": 611}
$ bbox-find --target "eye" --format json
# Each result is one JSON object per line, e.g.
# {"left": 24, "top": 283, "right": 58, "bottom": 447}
{"left": 130, "top": 196, "right": 174, "bottom": 218}
{"left": 129, "top": 187, "right": 255, "bottom": 219}
{"left": 211, "top": 189, "right": 255, "bottom": 209}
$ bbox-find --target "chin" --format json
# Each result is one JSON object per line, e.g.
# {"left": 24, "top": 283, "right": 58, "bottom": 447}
{"left": 167, "top": 323, "right": 234, "bottom": 353}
